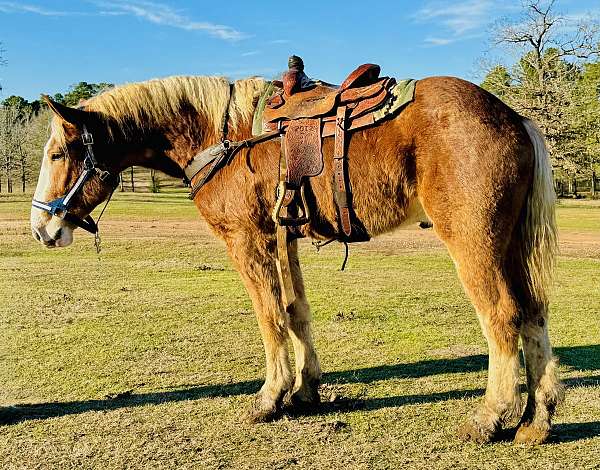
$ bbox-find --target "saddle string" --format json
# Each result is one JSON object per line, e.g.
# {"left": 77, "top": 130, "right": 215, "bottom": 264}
{"left": 312, "top": 239, "right": 350, "bottom": 271}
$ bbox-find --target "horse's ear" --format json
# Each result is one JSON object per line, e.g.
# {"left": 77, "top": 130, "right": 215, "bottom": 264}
{"left": 42, "top": 95, "right": 90, "bottom": 126}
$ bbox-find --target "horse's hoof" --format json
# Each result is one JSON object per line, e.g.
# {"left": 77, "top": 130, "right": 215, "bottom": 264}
{"left": 457, "top": 420, "right": 496, "bottom": 444}
{"left": 514, "top": 423, "right": 550, "bottom": 445}
{"left": 283, "top": 387, "right": 320, "bottom": 412}
{"left": 244, "top": 396, "right": 280, "bottom": 424}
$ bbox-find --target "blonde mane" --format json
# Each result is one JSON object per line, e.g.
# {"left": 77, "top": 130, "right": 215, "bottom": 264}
{"left": 52, "top": 75, "right": 267, "bottom": 144}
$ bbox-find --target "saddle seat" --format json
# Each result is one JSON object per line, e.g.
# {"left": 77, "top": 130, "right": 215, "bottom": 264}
{"left": 264, "top": 61, "right": 392, "bottom": 125}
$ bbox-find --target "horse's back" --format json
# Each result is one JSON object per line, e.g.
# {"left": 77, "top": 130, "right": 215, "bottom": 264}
{"left": 304, "top": 75, "right": 534, "bottom": 241}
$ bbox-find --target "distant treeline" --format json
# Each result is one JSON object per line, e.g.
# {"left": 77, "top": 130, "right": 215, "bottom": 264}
{"left": 480, "top": 1, "right": 599, "bottom": 198}
{"left": 2, "top": 26, "right": 600, "bottom": 199}
{"left": 0, "top": 81, "right": 184, "bottom": 194}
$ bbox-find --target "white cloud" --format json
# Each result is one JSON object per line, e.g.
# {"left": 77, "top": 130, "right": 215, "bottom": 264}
{"left": 0, "top": 1, "right": 74, "bottom": 16}
{"left": 241, "top": 51, "right": 260, "bottom": 57}
{"left": 413, "top": 0, "right": 500, "bottom": 46}
{"left": 415, "top": 0, "right": 492, "bottom": 34}
{"left": 0, "top": 1, "right": 247, "bottom": 41}
{"left": 424, "top": 37, "right": 455, "bottom": 46}
{"left": 94, "top": 1, "right": 247, "bottom": 41}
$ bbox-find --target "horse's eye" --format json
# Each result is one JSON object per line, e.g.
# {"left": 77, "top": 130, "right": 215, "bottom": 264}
{"left": 50, "top": 153, "right": 64, "bottom": 161}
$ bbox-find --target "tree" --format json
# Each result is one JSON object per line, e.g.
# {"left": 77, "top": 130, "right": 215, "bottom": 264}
{"left": 570, "top": 61, "right": 600, "bottom": 195}
{"left": 2, "top": 95, "right": 28, "bottom": 110}
{"left": 0, "top": 103, "right": 51, "bottom": 193}
{"left": 61, "top": 81, "right": 113, "bottom": 106}
{"left": 483, "top": 0, "right": 600, "bottom": 184}
{"left": 481, "top": 65, "right": 512, "bottom": 99}
{"left": 0, "top": 105, "right": 23, "bottom": 192}
{"left": 1, "top": 95, "right": 41, "bottom": 116}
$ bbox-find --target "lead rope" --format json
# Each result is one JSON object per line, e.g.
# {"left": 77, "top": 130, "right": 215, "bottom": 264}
{"left": 94, "top": 184, "right": 118, "bottom": 255}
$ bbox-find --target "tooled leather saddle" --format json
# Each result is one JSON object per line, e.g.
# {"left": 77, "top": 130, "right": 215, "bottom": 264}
{"left": 263, "top": 55, "right": 397, "bottom": 242}
{"left": 184, "top": 55, "right": 415, "bottom": 307}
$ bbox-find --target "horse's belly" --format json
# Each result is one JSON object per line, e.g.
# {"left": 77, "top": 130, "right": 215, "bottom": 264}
{"left": 397, "top": 198, "right": 431, "bottom": 228}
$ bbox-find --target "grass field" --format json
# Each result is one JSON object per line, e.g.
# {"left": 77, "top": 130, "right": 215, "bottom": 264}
{"left": 0, "top": 191, "right": 599, "bottom": 469}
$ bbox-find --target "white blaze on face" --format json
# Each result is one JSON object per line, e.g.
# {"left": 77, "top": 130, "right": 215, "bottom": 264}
{"left": 30, "top": 135, "right": 74, "bottom": 248}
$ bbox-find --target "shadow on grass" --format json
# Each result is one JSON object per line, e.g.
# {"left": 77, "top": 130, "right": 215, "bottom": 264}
{"left": 325, "top": 345, "right": 600, "bottom": 384}
{"left": 1, "top": 345, "right": 598, "bottom": 432}
{"left": 550, "top": 421, "right": 600, "bottom": 443}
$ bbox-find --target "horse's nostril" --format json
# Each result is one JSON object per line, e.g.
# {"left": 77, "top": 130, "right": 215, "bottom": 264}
{"left": 54, "top": 228, "right": 62, "bottom": 240}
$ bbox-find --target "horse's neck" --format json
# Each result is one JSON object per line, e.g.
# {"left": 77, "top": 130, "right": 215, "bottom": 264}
{"left": 131, "top": 103, "right": 256, "bottom": 177}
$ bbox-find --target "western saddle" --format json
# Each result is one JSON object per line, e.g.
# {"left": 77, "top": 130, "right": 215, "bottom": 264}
{"left": 259, "top": 56, "right": 398, "bottom": 305}
{"left": 264, "top": 56, "right": 396, "bottom": 240}
{"left": 185, "top": 55, "right": 411, "bottom": 307}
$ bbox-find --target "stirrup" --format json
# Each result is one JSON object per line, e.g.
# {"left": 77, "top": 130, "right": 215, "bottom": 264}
{"left": 272, "top": 182, "right": 311, "bottom": 227}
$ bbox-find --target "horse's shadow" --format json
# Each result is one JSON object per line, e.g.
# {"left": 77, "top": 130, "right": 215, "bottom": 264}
{"left": 2, "top": 345, "right": 599, "bottom": 442}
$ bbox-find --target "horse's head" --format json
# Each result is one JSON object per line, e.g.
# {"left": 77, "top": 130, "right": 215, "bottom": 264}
{"left": 31, "top": 97, "right": 120, "bottom": 248}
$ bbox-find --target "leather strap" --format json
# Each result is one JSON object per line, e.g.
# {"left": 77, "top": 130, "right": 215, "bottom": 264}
{"left": 186, "top": 131, "right": 281, "bottom": 200}
{"left": 333, "top": 105, "right": 352, "bottom": 238}
{"left": 275, "top": 135, "right": 296, "bottom": 307}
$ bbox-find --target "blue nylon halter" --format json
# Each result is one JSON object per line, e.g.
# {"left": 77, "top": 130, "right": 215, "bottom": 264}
{"left": 31, "top": 125, "right": 119, "bottom": 234}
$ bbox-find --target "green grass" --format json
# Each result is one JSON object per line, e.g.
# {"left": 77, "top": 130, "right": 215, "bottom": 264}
{"left": 555, "top": 199, "right": 600, "bottom": 232}
{"left": 0, "top": 194, "right": 599, "bottom": 469}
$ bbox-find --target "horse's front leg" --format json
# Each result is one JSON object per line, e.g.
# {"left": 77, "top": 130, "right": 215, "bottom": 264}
{"left": 285, "top": 240, "right": 321, "bottom": 407}
{"left": 226, "top": 233, "right": 293, "bottom": 422}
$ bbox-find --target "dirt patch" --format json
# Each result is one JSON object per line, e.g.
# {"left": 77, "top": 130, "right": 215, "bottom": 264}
{"left": 558, "top": 232, "right": 600, "bottom": 259}
{"left": 101, "top": 218, "right": 599, "bottom": 259}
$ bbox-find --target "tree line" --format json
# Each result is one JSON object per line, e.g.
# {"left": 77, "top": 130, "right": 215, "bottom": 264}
{"left": 0, "top": 82, "right": 114, "bottom": 194}
{"left": 481, "top": 0, "right": 600, "bottom": 197}
{"left": 1, "top": 1, "right": 599, "bottom": 196}
{"left": 0, "top": 82, "right": 175, "bottom": 193}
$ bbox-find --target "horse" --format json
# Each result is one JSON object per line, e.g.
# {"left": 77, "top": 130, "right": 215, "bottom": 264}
{"left": 30, "top": 73, "right": 563, "bottom": 444}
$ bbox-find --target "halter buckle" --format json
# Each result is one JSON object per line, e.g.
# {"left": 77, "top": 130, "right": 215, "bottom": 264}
{"left": 97, "top": 169, "right": 112, "bottom": 182}
{"left": 81, "top": 129, "right": 94, "bottom": 146}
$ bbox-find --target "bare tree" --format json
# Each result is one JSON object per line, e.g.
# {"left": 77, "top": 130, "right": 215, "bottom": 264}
{"left": 0, "top": 105, "right": 50, "bottom": 193}
{"left": 0, "top": 105, "right": 20, "bottom": 192}
{"left": 484, "top": 0, "right": 600, "bottom": 181}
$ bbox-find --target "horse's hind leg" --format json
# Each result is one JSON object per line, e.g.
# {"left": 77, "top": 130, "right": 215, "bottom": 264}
{"left": 516, "top": 303, "right": 563, "bottom": 444}
{"left": 226, "top": 233, "right": 293, "bottom": 422}
{"left": 451, "top": 252, "right": 523, "bottom": 443}
{"left": 285, "top": 240, "right": 321, "bottom": 407}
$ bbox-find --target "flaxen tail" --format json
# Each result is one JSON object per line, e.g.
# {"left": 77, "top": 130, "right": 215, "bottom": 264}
{"left": 520, "top": 118, "right": 558, "bottom": 306}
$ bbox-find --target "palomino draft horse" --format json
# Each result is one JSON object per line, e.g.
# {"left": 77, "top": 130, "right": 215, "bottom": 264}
{"left": 30, "top": 71, "right": 562, "bottom": 444}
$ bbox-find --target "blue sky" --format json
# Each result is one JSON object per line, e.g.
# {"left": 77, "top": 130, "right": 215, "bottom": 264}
{"left": 0, "top": 0, "right": 598, "bottom": 100}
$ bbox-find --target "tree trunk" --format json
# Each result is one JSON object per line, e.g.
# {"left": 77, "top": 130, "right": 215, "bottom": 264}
{"left": 18, "top": 143, "right": 26, "bottom": 193}
{"left": 21, "top": 160, "right": 26, "bottom": 192}
{"left": 6, "top": 155, "right": 12, "bottom": 193}
{"left": 592, "top": 171, "right": 597, "bottom": 198}
{"left": 150, "top": 169, "right": 160, "bottom": 193}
